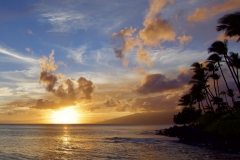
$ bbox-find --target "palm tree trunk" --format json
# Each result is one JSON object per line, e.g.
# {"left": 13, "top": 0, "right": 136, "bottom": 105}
{"left": 224, "top": 54, "right": 240, "bottom": 93}
{"left": 218, "top": 61, "right": 230, "bottom": 90}
{"left": 217, "top": 61, "right": 235, "bottom": 104}
{"left": 216, "top": 79, "right": 220, "bottom": 96}
{"left": 200, "top": 100, "right": 206, "bottom": 113}
{"left": 205, "top": 91, "right": 214, "bottom": 112}
{"left": 206, "top": 87, "right": 214, "bottom": 98}
{"left": 213, "top": 79, "right": 218, "bottom": 96}
{"left": 212, "top": 70, "right": 218, "bottom": 97}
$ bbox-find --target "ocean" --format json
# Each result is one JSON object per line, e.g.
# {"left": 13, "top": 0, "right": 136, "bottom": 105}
{"left": 0, "top": 124, "right": 239, "bottom": 160}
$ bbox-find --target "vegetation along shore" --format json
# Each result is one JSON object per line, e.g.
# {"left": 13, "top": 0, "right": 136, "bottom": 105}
{"left": 157, "top": 11, "right": 240, "bottom": 154}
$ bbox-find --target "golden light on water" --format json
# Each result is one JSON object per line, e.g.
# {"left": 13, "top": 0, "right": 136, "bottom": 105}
{"left": 51, "top": 106, "right": 80, "bottom": 124}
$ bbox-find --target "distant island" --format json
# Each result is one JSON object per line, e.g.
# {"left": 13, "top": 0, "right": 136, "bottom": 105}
{"left": 97, "top": 111, "right": 176, "bottom": 125}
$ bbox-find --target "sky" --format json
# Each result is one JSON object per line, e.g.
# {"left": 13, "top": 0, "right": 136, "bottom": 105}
{"left": 0, "top": 0, "right": 239, "bottom": 124}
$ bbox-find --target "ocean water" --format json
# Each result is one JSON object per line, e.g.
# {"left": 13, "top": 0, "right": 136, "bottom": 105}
{"left": 0, "top": 124, "right": 239, "bottom": 160}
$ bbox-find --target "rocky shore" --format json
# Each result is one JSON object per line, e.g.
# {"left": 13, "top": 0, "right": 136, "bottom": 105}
{"left": 156, "top": 125, "right": 240, "bottom": 154}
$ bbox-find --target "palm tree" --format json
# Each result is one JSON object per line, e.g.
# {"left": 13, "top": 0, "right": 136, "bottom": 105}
{"left": 190, "top": 83, "right": 206, "bottom": 113}
{"left": 178, "top": 93, "right": 194, "bottom": 107}
{"left": 205, "top": 62, "right": 220, "bottom": 96}
{"left": 208, "top": 41, "right": 240, "bottom": 93}
{"left": 189, "top": 62, "right": 213, "bottom": 112}
{"left": 228, "top": 52, "right": 240, "bottom": 85}
{"left": 207, "top": 53, "right": 229, "bottom": 88}
{"left": 217, "top": 11, "right": 240, "bottom": 42}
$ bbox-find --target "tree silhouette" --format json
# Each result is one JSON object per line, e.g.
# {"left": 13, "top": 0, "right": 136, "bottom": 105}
{"left": 173, "top": 107, "right": 201, "bottom": 125}
{"left": 217, "top": 11, "right": 240, "bottom": 42}
{"left": 174, "top": 11, "right": 240, "bottom": 125}
{"left": 208, "top": 41, "right": 240, "bottom": 94}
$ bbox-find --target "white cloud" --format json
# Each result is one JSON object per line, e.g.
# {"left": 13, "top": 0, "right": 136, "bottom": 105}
{"left": 62, "top": 45, "right": 87, "bottom": 63}
{"left": 0, "top": 87, "right": 14, "bottom": 96}
{"left": 0, "top": 46, "right": 38, "bottom": 64}
{"left": 40, "top": 11, "right": 91, "bottom": 32}
{"left": 94, "top": 47, "right": 118, "bottom": 66}
{"left": 25, "top": 48, "right": 31, "bottom": 52}
{"left": 102, "top": 17, "right": 125, "bottom": 34}
{"left": 122, "top": 47, "right": 207, "bottom": 76}
{"left": 27, "top": 29, "right": 33, "bottom": 34}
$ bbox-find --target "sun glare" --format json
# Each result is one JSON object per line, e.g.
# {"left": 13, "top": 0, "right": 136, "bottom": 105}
{"left": 51, "top": 107, "right": 79, "bottom": 124}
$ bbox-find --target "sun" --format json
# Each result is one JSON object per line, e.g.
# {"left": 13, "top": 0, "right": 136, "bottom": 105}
{"left": 51, "top": 106, "right": 80, "bottom": 124}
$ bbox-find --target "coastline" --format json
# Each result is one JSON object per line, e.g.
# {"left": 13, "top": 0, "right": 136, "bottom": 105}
{"left": 156, "top": 125, "right": 240, "bottom": 154}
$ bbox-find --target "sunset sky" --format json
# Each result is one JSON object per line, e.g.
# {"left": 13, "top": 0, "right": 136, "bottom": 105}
{"left": 0, "top": 0, "right": 239, "bottom": 124}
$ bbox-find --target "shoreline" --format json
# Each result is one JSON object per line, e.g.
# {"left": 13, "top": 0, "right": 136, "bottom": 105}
{"left": 156, "top": 125, "right": 240, "bottom": 155}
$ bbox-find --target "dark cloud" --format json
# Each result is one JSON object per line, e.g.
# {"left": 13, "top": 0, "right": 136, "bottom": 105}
{"left": 135, "top": 69, "right": 192, "bottom": 94}
{"left": 77, "top": 77, "right": 95, "bottom": 100}
{"left": 34, "top": 51, "right": 95, "bottom": 110}
{"left": 32, "top": 99, "right": 59, "bottom": 110}
{"left": 39, "top": 71, "right": 57, "bottom": 92}
{"left": 129, "top": 94, "right": 180, "bottom": 111}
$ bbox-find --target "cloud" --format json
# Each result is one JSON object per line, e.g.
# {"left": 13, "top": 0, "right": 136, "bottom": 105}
{"left": 32, "top": 99, "right": 59, "bottom": 110}
{"left": 39, "top": 50, "right": 58, "bottom": 92}
{"left": 139, "top": 16, "right": 175, "bottom": 46}
{"left": 25, "top": 47, "right": 34, "bottom": 55}
{"left": 139, "top": 0, "right": 175, "bottom": 46}
{"left": 39, "top": 50, "right": 58, "bottom": 72}
{"left": 105, "top": 95, "right": 121, "bottom": 107}
{"left": 107, "top": 92, "right": 184, "bottom": 112}
{"left": 25, "top": 48, "right": 31, "bottom": 52}
{"left": 111, "top": 0, "right": 175, "bottom": 67}
{"left": 0, "top": 87, "right": 14, "bottom": 96}
{"left": 135, "top": 69, "right": 192, "bottom": 94}
{"left": 40, "top": 11, "right": 90, "bottom": 32}
{"left": 35, "top": 50, "right": 96, "bottom": 110}
{"left": 136, "top": 48, "right": 153, "bottom": 67}
{"left": 64, "top": 45, "right": 87, "bottom": 63}
{"left": 187, "top": 0, "right": 240, "bottom": 22}
{"left": 111, "top": 27, "right": 137, "bottom": 66}
{"left": 133, "top": 67, "right": 148, "bottom": 75}
{"left": 27, "top": 29, "right": 33, "bottom": 34}
{"left": 103, "top": 96, "right": 131, "bottom": 112}
{"left": 77, "top": 77, "right": 95, "bottom": 100}
{"left": 87, "top": 106, "right": 101, "bottom": 112}
{"left": 128, "top": 94, "right": 180, "bottom": 111}
{"left": 216, "top": 33, "right": 239, "bottom": 41}
{"left": 0, "top": 46, "right": 38, "bottom": 64}
{"left": 177, "top": 35, "right": 193, "bottom": 46}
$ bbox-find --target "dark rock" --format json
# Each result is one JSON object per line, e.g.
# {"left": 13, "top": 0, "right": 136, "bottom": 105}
{"left": 157, "top": 125, "right": 240, "bottom": 154}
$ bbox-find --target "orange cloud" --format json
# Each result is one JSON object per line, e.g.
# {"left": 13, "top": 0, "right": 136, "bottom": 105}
{"left": 133, "top": 67, "right": 149, "bottom": 75}
{"left": 177, "top": 35, "right": 193, "bottom": 46}
{"left": 34, "top": 51, "right": 95, "bottom": 110}
{"left": 32, "top": 99, "right": 59, "bottom": 110}
{"left": 111, "top": 0, "right": 175, "bottom": 67}
{"left": 111, "top": 27, "right": 138, "bottom": 66}
{"left": 139, "top": 17, "right": 175, "bottom": 46}
{"left": 139, "top": 0, "right": 175, "bottom": 46}
{"left": 217, "top": 33, "right": 238, "bottom": 41}
{"left": 105, "top": 95, "right": 121, "bottom": 107}
{"left": 137, "top": 48, "right": 153, "bottom": 67}
{"left": 187, "top": 0, "right": 240, "bottom": 22}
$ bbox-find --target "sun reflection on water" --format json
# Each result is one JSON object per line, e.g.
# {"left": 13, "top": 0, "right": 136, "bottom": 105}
{"left": 62, "top": 126, "right": 70, "bottom": 143}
